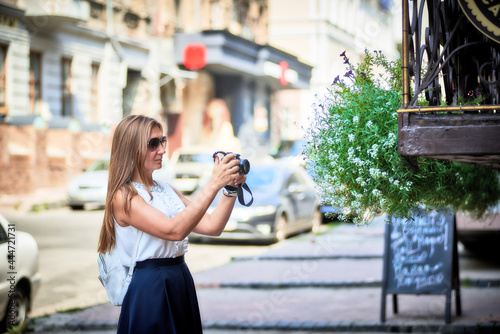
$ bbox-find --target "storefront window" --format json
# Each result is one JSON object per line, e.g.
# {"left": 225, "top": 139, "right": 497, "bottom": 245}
{"left": 61, "top": 57, "right": 73, "bottom": 116}
{"left": 29, "top": 52, "right": 42, "bottom": 114}
{"left": 90, "top": 62, "right": 100, "bottom": 123}
{"left": 0, "top": 44, "right": 7, "bottom": 107}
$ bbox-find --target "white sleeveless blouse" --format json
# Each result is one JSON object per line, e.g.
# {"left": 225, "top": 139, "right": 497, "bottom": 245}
{"left": 114, "top": 180, "right": 189, "bottom": 266}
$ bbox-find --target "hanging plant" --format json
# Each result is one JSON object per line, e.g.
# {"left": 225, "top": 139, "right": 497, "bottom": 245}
{"left": 303, "top": 50, "right": 499, "bottom": 224}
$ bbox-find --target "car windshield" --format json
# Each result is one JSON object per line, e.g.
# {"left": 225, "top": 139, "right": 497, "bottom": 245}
{"left": 245, "top": 165, "right": 281, "bottom": 191}
{"left": 87, "top": 159, "right": 109, "bottom": 172}
{"left": 178, "top": 154, "right": 213, "bottom": 164}
{"left": 272, "top": 140, "right": 306, "bottom": 158}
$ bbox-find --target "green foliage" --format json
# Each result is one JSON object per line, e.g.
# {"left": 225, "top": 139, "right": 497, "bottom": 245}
{"left": 304, "top": 50, "right": 499, "bottom": 224}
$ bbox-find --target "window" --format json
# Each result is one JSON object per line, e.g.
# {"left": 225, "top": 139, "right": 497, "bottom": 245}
{"left": 160, "top": 75, "right": 176, "bottom": 114}
{"left": 61, "top": 57, "right": 73, "bottom": 116}
{"left": 0, "top": 44, "right": 7, "bottom": 108}
{"left": 29, "top": 52, "right": 42, "bottom": 114}
{"left": 90, "top": 62, "right": 100, "bottom": 123}
{"left": 0, "top": 223, "right": 7, "bottom": 244}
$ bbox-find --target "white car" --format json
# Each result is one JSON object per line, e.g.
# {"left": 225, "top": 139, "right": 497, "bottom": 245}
{"left": 0, "top": 214, "right": 41, "bottom": 331}
{"left": 170, "top": 147, "right": 215, "bottom": 195}
{"left": 67, "top": 156, "right": 175, "bottom": 209}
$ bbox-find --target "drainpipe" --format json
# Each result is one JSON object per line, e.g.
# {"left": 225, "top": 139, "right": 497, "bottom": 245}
{"left": 107, "top": 0, "right": 125, "bottom": 61}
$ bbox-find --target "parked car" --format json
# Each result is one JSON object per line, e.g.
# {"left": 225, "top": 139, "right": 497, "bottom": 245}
{"left": 271, "top": 140, "right": 356, "bottom": 222}
{"left": 170, "top": 147, "right": 215, "bottom": 195}
{"left": 456, "top": 202, "right": 500, "bottom": 253}
{"left": 189, "top": 160, "right": 322, "bottom": 243}
{"left": 320, "top": 204, "right": 360, "bottom": 222}
{"left": 271, "top": 139, "right": 307, "bottom": 166}
{"left": 67, "top": 155, "right": 174, "bottom": 209}
{"left": 67, "top": 156, "right": 109, "bottom": 210}
{"left": 0, "top": 214, "right": 41, "bottom": 331}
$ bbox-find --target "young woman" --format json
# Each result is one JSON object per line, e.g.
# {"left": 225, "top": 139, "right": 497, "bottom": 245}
{"left": 97, "top": 115, "right": 245, "bottom": 333}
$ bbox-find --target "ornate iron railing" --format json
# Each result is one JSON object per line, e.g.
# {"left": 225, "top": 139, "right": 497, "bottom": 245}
{"left": 400, "top": 0, "right": 500, "bottom": 112}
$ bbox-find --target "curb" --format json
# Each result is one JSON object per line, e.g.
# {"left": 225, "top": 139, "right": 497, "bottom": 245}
{"left": 202, "top": 320, "right": 499, "bottom": 333}
{"left": 195, "top": 279, "right": 500, "bottom": 289}
{"left": 33, "top": 319, "right": 499, "bottom": 333}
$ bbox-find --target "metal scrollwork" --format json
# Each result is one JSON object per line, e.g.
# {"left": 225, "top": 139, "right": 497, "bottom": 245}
{"left": 403, "top": 0, "right": 500, "bottom": 110}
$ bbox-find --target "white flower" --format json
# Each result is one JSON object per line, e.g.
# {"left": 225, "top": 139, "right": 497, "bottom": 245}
{"left": 353, "top": 116, "right": 359, "bottom": 123}
{"left": 366, "top": 120, "right": 373, "bottom": 127}
{"left": 348, "top": 134, "right": 355, "bottom": 142}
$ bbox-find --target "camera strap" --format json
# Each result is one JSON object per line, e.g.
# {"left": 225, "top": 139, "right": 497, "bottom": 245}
{"left": 225, "top": 184, "right": 253, "bottom": 207}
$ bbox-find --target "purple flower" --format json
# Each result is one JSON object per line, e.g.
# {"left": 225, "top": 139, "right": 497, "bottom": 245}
{"left": 344, "top": 70, "right": 353, "bottom": 77}
{"left": 360, "top": 72, "right": 367, "bottom": 77}
{"left": 332, "top": 75, "right": 340, "bottom": 85}
{"left": 468, "top": 90, "right": 474, "bottom": 97}
{"left": 340, "top": 51, "right": 346, "bottom": 57}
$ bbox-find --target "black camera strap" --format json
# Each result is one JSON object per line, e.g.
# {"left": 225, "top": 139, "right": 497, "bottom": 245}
{"left": 225, "top": 184, "right": 253, "bottom": 207}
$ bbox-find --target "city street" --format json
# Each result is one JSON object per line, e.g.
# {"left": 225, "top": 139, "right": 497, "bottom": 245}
{"left": 30, "top": 213, "right": 500, "bottom": 333}
{"left": 5, "top": 208, "right": 271, "bottom": 318}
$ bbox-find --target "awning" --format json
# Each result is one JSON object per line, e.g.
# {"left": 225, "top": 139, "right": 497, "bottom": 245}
{"left": 174, "top": 30, "right": 313, "bottom": 89}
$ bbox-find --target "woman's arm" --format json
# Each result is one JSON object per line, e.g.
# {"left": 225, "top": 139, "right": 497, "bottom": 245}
{"left": 174, "top": 174, "right": 246, "bottom": 237}
{"left": 113, "top": 154, "right": 241, "bottom": 241}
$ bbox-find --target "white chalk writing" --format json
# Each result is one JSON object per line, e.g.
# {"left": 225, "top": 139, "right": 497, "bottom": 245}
{"left": 389, "top": 210, "right": 451, "bottom": 291}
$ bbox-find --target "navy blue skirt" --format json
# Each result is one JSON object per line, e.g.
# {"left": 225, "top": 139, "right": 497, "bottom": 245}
{"left": 117, "top": 255, "right": 202, "bottom": 334}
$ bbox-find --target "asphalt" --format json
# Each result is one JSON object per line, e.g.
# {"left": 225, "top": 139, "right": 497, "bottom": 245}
{"left": 1, "top": 188, "right": 500, "bottom": 333}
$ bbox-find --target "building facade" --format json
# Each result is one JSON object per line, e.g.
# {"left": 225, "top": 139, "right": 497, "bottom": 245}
{"left": 0, "top": 0, "right": 312, "bottom": 195}
{"left": 267, "top": 0, "right": 400, "bottom": 144}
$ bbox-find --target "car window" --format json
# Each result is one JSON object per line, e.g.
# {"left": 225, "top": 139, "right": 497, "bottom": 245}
{"left": 87, "top": 159, "right": 110, "bottom": 172}
{"left": 272, "top": 140, "right": 306, "bottom": 158}
{"left": 287, "top": 173, "right": 300, "bottom": 189}
{"left": 0, "top": 224, "right": 7, "bottom": 244}
{"left": 246, "top": 167, "right": 278, "bottom": 190}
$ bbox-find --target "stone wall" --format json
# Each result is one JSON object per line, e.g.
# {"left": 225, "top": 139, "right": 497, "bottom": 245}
{"left": 0, "top": 124, "right": 111, "bottom": 195}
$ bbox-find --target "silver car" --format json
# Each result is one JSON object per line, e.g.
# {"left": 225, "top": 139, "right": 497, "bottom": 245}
{"left": 190, "top": 161, "right": 322, "bottom": 243}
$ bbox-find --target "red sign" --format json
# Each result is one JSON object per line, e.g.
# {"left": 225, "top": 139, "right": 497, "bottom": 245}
{"left": 279, "top": 61, "right": 289, "bottom": 86}
{"left": 182, "top": 43, "right": 207, "bottom": 70}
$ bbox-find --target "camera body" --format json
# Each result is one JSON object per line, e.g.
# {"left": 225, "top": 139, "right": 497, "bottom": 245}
{"left": 213, "top": 151, "right": 250, "bottom": 175}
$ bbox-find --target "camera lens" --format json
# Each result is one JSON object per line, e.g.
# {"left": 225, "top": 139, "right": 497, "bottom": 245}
{"left": 239, "top": 159, "right": 250, "bottom": 175}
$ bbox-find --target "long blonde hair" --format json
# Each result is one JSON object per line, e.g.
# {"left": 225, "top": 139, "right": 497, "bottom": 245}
{"left": 97, "top": 115, "right": 163, "bottom": 253}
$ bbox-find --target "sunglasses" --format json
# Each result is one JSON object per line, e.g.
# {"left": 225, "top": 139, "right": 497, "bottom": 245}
{"left": 147, "top": 136, "right": 167, "bottom": 151}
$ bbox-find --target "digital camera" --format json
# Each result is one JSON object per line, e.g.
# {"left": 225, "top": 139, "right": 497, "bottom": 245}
{"left": 213, "top": 151, "right": 250, "bottom": 175}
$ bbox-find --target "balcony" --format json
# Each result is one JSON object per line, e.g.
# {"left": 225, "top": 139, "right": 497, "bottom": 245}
{"left": 25, "top": 0, "right": 89, "bottom": 23}
{"left": 398, "top": 0, "right": 500, "bottom": 171}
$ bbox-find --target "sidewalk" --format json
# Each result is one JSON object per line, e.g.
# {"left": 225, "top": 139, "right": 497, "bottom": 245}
{"left": 0, "top": 186, "right": 67, "bottom": 215}
{"left": 29, "top": 212, "right": 500, "bottom": 333}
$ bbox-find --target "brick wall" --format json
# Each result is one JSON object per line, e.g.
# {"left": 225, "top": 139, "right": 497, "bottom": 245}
{"left": 0, "top": 124, "right": 111, "bottom": 195}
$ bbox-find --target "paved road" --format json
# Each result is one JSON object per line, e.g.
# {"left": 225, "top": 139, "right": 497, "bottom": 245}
{"left": 6, "top": 208, "right": 271, "bottom": 318}
{"left": 30, "top": 214, "right": 500, "bottom": 333}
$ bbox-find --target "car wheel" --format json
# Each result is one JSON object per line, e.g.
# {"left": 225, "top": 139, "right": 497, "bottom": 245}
{"left": 274, "top": 214, "right": 287, "bottom": 242}
{"left": 1, "top": 287, "right": 29, "bottom": 331}
{"left": 311, "top": 209, "right": 322, "bottom": 234}
{"left": 70, "top": 204, "right": 85, "bottom": 210}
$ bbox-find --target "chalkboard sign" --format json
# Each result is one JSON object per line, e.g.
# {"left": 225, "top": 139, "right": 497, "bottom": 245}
{"left": 380, "top": 209, "right": 461, "bottom": 323}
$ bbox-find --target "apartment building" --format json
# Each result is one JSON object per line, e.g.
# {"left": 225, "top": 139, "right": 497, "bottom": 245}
{"left": 267, "top": 0, "right": 400, "bottom": 142}
{"left": 0, "top": 0, "right": 312, "bottom": 194}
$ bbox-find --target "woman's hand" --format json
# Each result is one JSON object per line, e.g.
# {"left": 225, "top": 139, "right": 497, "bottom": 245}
{"left": 212, "top": 153, "right": 246, "bottom": 189}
